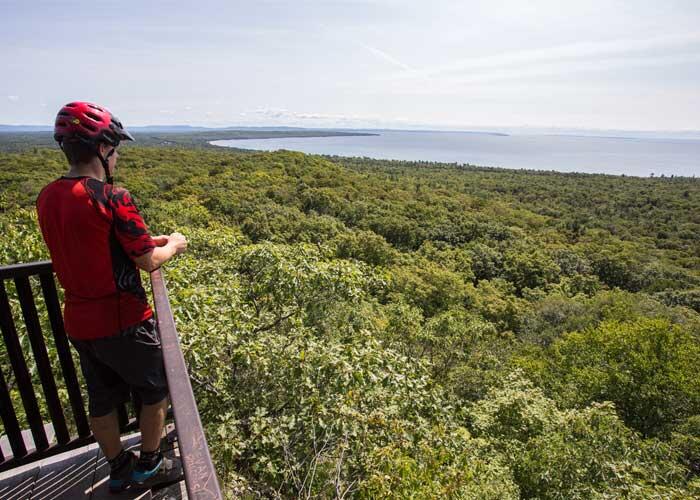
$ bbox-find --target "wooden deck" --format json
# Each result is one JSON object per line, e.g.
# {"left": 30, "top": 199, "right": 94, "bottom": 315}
{"left": 0, "top": 424, "right": 186, "bottom": 499}
{"left": 0, "top": 263, "right": 222, "bottom": 499}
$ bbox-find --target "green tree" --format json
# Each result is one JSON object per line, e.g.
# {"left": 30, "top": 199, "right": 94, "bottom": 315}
{"left": 537, "top": 318, "right": 700, "bottom": 437}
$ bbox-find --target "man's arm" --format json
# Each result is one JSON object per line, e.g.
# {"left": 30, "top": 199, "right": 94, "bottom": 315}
{"left": 132, "top": 232, "right": 188, "bottom": 272}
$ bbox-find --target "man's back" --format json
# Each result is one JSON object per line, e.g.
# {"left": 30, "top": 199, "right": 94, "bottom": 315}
{"left": 40, "top": 101, "right": 188, "bottom": 491}
{"left": 36, "top": 176, "right": 155, "bottom": 340}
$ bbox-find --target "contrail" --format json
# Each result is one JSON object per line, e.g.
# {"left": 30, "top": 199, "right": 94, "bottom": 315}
{"left": 358, "top": 42, "right": 414, "bottom": 71}
{"left": 393, "top": 32, "right": 700, "bottom": 80}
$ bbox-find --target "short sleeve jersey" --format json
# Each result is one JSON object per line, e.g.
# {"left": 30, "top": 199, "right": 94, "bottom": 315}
{"left": 36, "top": 177, "right": 156, "bottom": 340}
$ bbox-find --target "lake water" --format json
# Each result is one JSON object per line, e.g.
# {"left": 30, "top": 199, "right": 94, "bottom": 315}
{"left": 211, "top": 130, "right": 700, "bottom": 177}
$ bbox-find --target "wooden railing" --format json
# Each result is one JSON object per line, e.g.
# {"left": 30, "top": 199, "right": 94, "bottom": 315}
{"left": 151, "top": 269, "right": 222, "bottom": 499}
{"left": 0, "top": 261, "right": 95, "bottom": 469}
{"left": 0, "top": 261, "right": 222, "bottom": 499}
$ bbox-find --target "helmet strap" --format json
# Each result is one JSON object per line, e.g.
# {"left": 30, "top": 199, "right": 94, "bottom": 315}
{"left": 96, "top": 147, "right": 116, "bottom": 185}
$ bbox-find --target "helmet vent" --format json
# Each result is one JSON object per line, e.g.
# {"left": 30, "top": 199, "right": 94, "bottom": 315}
{"left": 87, "top": 104, "right": 104, "bottom": 111}
{"left": 81, "top": 122, "right": 98, "bottom": 132}
{"left": 85, "top": 111, "right": 102, "bottom": 122}
{"left": 58, "top": 111, "right": 70, "bottom": 117}
{"left": 65, "top": 102, "right": 78, "bottom": 108}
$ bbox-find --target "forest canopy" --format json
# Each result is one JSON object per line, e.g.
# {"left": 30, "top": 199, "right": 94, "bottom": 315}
{"left": 1, "top": 142, "right": 698, "bottom": 498}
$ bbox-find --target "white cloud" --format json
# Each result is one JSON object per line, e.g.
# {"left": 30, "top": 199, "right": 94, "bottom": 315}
{"left": 358, "top": 43, "right": 414, "bottom": 71}
{"left": 378, "top": 52, "right": 700, "bottom": 96}
{"left": 247, "top": 108, "right": 291, "bottom": 119}
{"left": 7, "top": 95, "right": 19, "bottom": 102}
{"left": 391, "top": 32, "right": 700, "bottom": 81}
{"left": 239, "top": 107, "right": 417, "bottom": 128}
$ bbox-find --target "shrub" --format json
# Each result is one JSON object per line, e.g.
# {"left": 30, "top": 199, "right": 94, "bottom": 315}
{"left": 469, "top": 373, "right": 695, "bottom": 499}
{"left": 539, "top": 318, "right": 700, "bottom": 437}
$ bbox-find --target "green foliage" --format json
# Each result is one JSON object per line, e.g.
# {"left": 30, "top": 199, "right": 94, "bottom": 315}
{"left": 333, "top": 229, "right": 398, "bottom": 266}
{"left": 526, "top": 318, "right": 700, "bottom": 437}
{"left": 164, "top": 242, "right": 503, "bottom": 497}
{"left": 360, "top": 425, "right": 519, "bottom": 499}
{"left": 469, "top": 373, "right": 696, "bottom": 499}
{"left": 501, "top": 245, "right": 560, "bottom": 294}
{"left": 1, "top": 142, "right": 699, "bottom": 497}
{"left": 670, "top": 415, "right": 700, "bottom": 476}
{"left": 0, "top": 207, "right": 50, "bottom": 263}
{"left": 388, "top": 258, "right": 472, "bottom": 317}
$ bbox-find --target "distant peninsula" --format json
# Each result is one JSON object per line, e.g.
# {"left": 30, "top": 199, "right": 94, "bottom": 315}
{"left": 0, "top": 126, "right": 378, "bottom": 152}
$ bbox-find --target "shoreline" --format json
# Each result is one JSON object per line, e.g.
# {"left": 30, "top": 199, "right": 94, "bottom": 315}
{"left": 209, "top": 134, "right": 700, "bottom": 179}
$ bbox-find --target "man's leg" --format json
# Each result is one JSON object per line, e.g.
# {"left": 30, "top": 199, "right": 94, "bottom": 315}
{"left": 132, "top": 396, "right": 176, "bottom": 485}
{"left": 91, "top": 407, "right": 139, "bottom": 492}
{"left": 139, "top": 396, "right": 168, "bottom": 452}
{"left": 90, "top": 410, "right": 122, "bottom": 460}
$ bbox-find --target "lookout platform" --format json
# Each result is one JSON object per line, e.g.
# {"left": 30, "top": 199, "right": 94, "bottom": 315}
{"left": 0, "top": 262, "right": 221, "bottom": 499}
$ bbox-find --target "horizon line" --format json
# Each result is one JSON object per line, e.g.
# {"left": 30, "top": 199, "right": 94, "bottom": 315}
{"left": 2, "top": 123, "right": 700, "bottom": 135}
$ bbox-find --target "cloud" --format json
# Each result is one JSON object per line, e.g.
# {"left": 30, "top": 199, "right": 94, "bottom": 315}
{"left": 385, "top": 52, "right": 700, "bottom": 95}
{"left": 317, "top": 22, "right": 413, "bottom": 72}
{"left": 389, "top": 32, "right": 700, "bottom": 81}
{"left": 246, "top": 108, "right": 370, "bottom": 122}
{"left": 239, "top": 107, "right": 415, "bottom": 128}
{"left": 358, "top": 43, "right": 414, "bottom": 71}
{"left": 7, "top": 95, "right": 19, "bottom": 102}
{"left": 246, "top": 108, "right": 291, "bottom": 119}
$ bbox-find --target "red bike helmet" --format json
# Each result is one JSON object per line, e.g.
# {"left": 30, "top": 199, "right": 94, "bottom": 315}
{"left": 54, "top": 102, "right": 134, "bottom": 184}
{"left": 54, "top": 101, "right": 134, "bottom": 146}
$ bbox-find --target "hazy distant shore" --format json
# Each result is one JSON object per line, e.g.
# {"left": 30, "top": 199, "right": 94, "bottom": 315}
{"left": 212, "top": 130, "right": 700, "bottom": 178}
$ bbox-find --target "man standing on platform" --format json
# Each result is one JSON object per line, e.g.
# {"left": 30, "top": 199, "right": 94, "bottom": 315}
{"left": 36, "top": 101, "right": 187, "bottom": 493}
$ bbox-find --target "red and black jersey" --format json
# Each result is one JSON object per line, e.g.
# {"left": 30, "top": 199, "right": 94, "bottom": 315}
{"left": 36, "top": 177, "right": 156, "bottom": 340}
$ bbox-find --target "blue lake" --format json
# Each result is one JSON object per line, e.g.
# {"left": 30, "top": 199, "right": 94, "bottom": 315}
{"left": 211, "top": 130, "right": 700, "bottom": 177}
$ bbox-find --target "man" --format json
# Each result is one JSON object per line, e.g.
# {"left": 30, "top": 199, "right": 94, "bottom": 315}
{"left": 36, "top": 101, "right": 187, "bottom": 493}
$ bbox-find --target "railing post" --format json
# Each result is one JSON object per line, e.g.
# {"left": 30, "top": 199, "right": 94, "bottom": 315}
{"left": 14, "top": 276, "right": 70, "bottom": 445}
{"left": 0, "top": 280, "right": 49, "bottom": 452}
{"left": 0, "top": 364, "right": 27, "bottom": 460}
{"left": 0, "top": 262, "right": 95, "bottom": 472}
{"left": 151, "top": 269, "right": 223, "bottom": 500}
{"left": 38, "top": 271, "right": 91, "bottom": 438}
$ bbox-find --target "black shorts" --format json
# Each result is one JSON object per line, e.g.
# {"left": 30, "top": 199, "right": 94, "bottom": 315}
{"left": 69, "top": 317, "right": 169, "bottom": 418}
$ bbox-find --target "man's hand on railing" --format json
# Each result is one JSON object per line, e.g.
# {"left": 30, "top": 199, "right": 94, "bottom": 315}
{"left": 168, "top": 233, "right": 188, "bottom": 255}
{"left": 134, "top": 233, "right": 188, "bottom": 272}
{"left": 153, "top": 233, "right": 188, "bottom": 254}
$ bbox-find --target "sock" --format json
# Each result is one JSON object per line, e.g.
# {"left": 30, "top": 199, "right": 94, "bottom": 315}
{"left": 109, "top": 449, "right": 131, "bottom": 474}
{"left": 137, "top": 449, "right": 162, "bottom": 471}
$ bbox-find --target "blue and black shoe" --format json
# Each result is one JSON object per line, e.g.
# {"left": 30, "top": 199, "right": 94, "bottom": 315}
{"left": 130, "top": 451, "right": 182, "bottom": 489}
{"left": 108, "top": 450, "right": 137, "bottom": 493}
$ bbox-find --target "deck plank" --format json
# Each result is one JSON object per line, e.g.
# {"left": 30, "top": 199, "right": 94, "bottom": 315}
{"left": 30, "top": 444, "right": 100, "bottom": 500}
{"left": 0, "top": 463, "right": 41, "bottom": 500}
{"left": 152, "top": 479, "right": 187, "bottom": 500}
{"left": 0, "top": 424, "right": 184, "bottom": 499}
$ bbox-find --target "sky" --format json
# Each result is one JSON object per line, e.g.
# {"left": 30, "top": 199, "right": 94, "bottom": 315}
{"left": 2, "top": 0, "right": 700, "bottom": 131}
